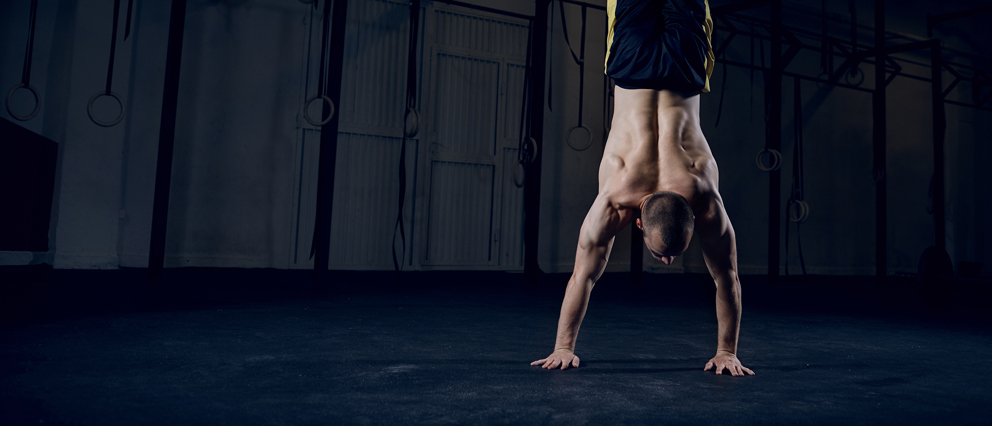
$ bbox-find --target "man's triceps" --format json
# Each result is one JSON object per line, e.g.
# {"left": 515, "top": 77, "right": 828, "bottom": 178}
{"left": 574, "top": 196, "right": 630, "bottom": 284}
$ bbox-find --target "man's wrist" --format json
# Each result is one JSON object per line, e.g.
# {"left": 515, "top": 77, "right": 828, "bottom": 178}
{"left": 716, "top": 349, "right": 736, "bottom": 356}
{"left": 554, "top": 347, "right": 574, "bottom": 353}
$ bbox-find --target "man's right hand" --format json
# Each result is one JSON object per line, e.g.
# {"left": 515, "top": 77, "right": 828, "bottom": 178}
{"left": 530, "top": 349, "right": 580, "bottom": 370}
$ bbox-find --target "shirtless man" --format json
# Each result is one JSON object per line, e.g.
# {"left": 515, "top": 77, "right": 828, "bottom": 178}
{"left": 530, "top": 0, "right": 753, "bottom": 376}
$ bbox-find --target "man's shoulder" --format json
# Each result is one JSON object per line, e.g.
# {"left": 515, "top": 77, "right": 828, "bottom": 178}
{"left": 690, "top": 188, "right": 725, "bottom": 225}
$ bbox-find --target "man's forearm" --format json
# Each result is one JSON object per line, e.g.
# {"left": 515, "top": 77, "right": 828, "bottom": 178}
{"left": 553, "top": 275, "right": 595, "bottom": 350}
{"left": 714, "top": 276, "right": 742, "bottom": 353}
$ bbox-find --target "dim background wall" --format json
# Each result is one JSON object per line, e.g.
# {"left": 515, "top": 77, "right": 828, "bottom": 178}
{"left": 1, "top": 0, "right": 989, "bottom": 278}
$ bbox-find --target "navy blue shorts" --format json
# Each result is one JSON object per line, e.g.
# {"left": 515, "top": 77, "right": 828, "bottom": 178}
{"left": 605, "top": 0, "right": 715, "bottom": 94}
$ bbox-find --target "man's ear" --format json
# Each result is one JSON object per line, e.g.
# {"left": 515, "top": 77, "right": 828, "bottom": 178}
{"left": 635, "top": 218, "right": 643, "bottom": 230}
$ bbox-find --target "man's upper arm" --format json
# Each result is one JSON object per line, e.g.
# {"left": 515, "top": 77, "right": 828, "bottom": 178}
{"left": 573, "top": 194, "right": 631, "bottom": 285}
{"left": 697, "top": 194, "right": 738, "bottom": 284}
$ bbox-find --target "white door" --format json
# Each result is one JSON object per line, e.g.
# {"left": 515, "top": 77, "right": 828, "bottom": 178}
{"left": 415, "top": 5, "right": 529, "bottom": 270}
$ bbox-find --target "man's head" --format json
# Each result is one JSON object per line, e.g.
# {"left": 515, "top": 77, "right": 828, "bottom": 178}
{"left": 636, "top": 191, "right": 695, "bottom": 265}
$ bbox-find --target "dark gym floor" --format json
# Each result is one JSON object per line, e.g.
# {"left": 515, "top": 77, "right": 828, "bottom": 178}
{"left": 1, "top": 267, "right": 990, "bottom": 425}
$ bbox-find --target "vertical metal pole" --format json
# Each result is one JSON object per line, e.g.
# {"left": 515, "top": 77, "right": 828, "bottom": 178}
{"left": 873, "top": 0, "right": 887, "bottom": 280}
{"left": 313, "top": 0, "right": 349, "bottom": 282}
{"left": 524, "top": 0, "right": 550, "bottom": 284}
{"left": 932, "top": 43, "right": 946, "bottom": 251}
{"left": 767, "top": 0, "right": 782, "bottom": 283}
{"left": 149, "top": 0, "right": 188, "bottom": 281}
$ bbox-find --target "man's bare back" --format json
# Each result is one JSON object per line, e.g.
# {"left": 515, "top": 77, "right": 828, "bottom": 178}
{"left": 598, "top": 88, "right": 718, "bottom": 244}
{"left": 530, "top": 87, "right": 753, "bottom": 376}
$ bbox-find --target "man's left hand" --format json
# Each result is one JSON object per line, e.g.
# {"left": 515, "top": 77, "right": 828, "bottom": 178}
{"left": 704, "top": 351, "right": 754, "bottom": 376}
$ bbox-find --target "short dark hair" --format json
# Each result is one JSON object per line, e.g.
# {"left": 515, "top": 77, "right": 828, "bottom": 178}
{"left": 641, "top": 191, "right": 695, "bottom": 251}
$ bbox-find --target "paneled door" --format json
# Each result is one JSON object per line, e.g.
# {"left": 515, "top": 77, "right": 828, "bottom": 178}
{"left": 415, "top": 6, "right": 529, "bottom": 270}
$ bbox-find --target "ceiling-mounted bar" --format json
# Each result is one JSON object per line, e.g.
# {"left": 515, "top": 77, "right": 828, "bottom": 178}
{"left": 927, "top": 5, "right": 992, "bottom": 37}
{"left": 712, "top": 0, "right": 772, "bottom": 16}
{"left": 559, "top": 0, "right": 605, "bottom": 12}
{"left": 148, "top": 0, "right": 188, "bottom": 281}
{"left": 436, "top": 0, "right": 533, "bottom": 21}
{"left": 872, "top": 0, "right": 886, "bottom": 281}
{"left": 524, "top": 0, "right": 550, "bottom": 284}
{"left": 312, "top": 0, "right": 350, "bottom": 282}
{"left": 718, "top": 58, "right": 874, "bottom": 93}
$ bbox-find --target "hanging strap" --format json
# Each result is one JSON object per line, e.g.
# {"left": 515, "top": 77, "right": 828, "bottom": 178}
{"left": 549, "top": 0, "right": 585, "bottom": 113}
{"left": 124, "top": 0, "right": 136, "bottom": 40}
{"left": 563, "top": 3, "right": 592, "bottom": 151}
{"left": 21, "top": 0, "right": 39, "bottom": 87}
{"left": 393, "top": 0, "right": 421, "bottom": 275}
{"left": 87, "top": 0, "right": 129, "bottom": 127}
{"left": 513, "top": 24, "right": 535, "bottom": 189}
{"left": 6, "top": 0, "right": 41, "bottom": 122}
{"left": 104, "top": 0, "right": 123, "bottom": 95}
{"left": 576, "top": 5, "right": 586, "bottom": 127}
{"left": 558, "top": 0, "right": 582, "bottom": 66}
{"left": 786, "top": 77, "right": 808, "bottom": 277}
{"left": 518, "top": 24, "right": 534, "bottom": 160}
{"left": 714, "top": 48, "right": 727, "bottom": 127}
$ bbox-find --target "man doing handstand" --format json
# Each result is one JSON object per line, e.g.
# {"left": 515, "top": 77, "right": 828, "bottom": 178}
{"left": 531, "top": 0, "right": 754, "bottom": 376}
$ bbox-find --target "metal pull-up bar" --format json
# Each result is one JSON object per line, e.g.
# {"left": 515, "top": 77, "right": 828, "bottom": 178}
{"left": 927, "top": 5, "right": 992, "bottom": 37}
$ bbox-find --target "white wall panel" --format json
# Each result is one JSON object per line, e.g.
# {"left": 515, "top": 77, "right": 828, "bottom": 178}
{"left": 329, "top": 133, "right": 417, "bottom": 269}
{"left": 434, "top": 10, "right": 528, "bottom": 57}
{"left": 290, "top": 0, "right": 420, "bottom": 270}
{"left": 500, "top": 148, "right": 524, "bottom": 267}
{"left": 434, "top": 54, "right": 499, "bottom": 157}
{"left": 426, "top": 161, "right": 494, "bottom": 265}
{"left": 338, "top": 0, "right": 409, "bottom": 133}
{"left": 416, "top": 4, "right": 529, "bottom": 270}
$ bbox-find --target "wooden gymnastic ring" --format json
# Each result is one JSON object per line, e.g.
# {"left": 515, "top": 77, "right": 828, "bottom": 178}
{"left": 404, "top": 107, "right": 420, "bottom": 138}
{"left": 6, "top": 83, "right": 41, "bottom": 121}
{"left": 87, "top": 91, "right": 126, "bottom": 127}
{"left": 566, "top": 125, "right": 593, "bottom": 151}
{"left": 512, "top": 160, "right": 525, "bottom": 188}
{"left": 755, "top": 149, "right": 782, "bottom": 172}
{"left": 520, "top": 137, "right": 538, "bottom": 164}
{"left": 304, "top": 95, "right": 335, "bottom": 126}
{"left": 788, "top": 200, "right": 810, "bottom": 223}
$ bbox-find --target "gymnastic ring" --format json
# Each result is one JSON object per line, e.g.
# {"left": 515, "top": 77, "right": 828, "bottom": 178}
{"left": 844, "top": 67, "right": 865, "bottom": 86}
{"left": 303, "top": 95, "right": 334, "bottom": 126}
{"left": 788, "top": 200, "right": 810, "bottom": 223}
{"left": 6, "top": 83, "right": 41, "bottom": 121}
{"left": 871, "top": 167, "right": 885, "bottom": 183}
{"left": 520, "top": 136, "right": 539, "bottom": 164}
{"left": 755, "top": 149, "right": 782, "bottom": 172}
{"left": 815, "top": 71, "right": 831, "bottom": 90}
{"left": 404, "top": 107, "right": 420, "bottom": 138}
{"left": 87, "top": 91, "right": 126, "bottom": 127}
{"left": 512, "top": 160, "right": 526, "bottom": 188}
{"left": 566, "top": 125, "right": 593, "bottom": 151}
